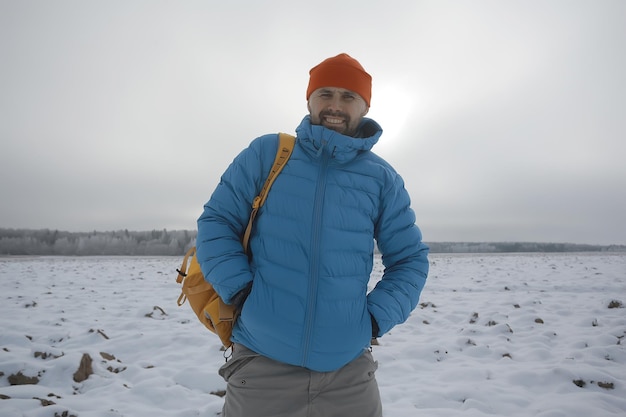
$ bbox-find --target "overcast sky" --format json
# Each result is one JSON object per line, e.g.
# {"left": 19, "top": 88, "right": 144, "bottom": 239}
{"left": 1, "top": 0, "right": 625, "bottom": 245}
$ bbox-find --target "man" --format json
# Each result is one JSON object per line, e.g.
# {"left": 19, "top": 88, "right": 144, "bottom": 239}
{"left": 197, "top": 53, "right": 429, "bottom": 417}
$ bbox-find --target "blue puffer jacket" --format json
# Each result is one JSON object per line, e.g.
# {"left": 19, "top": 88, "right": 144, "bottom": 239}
{"left": 197, "top": 115, "right": 429, "bottom": 372}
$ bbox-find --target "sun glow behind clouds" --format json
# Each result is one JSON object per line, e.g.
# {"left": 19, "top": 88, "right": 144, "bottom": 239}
{"left": 368, "top": 83, "right": 416, "bottom": 151}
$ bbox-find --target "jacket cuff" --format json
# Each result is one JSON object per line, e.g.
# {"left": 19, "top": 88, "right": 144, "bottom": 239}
{"left": 229, "top": 282, "right": 252, "bottom": 308}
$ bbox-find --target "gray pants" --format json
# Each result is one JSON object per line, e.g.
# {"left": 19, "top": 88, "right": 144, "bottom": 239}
{"left": 219, "top": 344, "right": 383, "bottom": 417}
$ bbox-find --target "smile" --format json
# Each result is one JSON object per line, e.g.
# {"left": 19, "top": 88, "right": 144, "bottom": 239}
{"left": 324, "top": 117, "right": 344, "bottom": 125}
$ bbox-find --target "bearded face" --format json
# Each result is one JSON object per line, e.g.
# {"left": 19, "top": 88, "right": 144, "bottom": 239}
{"left": 307, "top": 87, "right": 369, "bottom": 137}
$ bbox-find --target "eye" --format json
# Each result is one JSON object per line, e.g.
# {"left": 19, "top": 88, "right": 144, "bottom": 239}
{"left": 342, "top": 94, "right": 355, "bottom": 101}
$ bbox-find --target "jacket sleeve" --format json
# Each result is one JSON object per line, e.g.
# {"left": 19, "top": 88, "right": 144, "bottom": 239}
{"left": 196, "top": 136, "right": 271, "bottom": 304}
{"left": 367, "top": 172, "right": 429, "bottom": 337}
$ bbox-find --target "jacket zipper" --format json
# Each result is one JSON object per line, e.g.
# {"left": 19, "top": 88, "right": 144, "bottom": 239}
{"left": 301, "top": 148, "right": 330, "bottom": 366}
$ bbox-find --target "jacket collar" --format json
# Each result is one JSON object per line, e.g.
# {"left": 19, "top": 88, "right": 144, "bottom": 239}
{"left": 295, "top": 116, "right": 383, "bottom": 163}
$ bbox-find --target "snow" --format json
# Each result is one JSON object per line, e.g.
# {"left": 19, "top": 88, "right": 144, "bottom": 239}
{"left": 1, "top": 253, "right": 625, "bottom": 416}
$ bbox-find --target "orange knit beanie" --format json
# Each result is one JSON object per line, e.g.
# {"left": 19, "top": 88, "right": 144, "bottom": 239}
{"left": 306, "top": 53, "right": 372, "bottom": 106}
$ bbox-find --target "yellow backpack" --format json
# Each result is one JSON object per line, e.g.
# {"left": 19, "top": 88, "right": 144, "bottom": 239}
{"left": 176, "top": 133, "right": 296, "bottom": 348}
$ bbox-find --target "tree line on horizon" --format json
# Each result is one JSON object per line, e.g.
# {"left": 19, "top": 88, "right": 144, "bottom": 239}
{"left": 0, "top": 228, "right": 624, "bottom": 256}
{"left": 0, "top": 228, "right": 194, "bottom": 256}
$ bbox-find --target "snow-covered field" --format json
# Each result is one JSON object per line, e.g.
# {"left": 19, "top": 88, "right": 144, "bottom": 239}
{"left": 1, "top": 253, "right": 625, "bottom": 417}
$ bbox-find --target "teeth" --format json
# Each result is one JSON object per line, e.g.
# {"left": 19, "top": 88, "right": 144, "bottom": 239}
{"left": 325, "top": 117, "right": 343, "bottom": 124}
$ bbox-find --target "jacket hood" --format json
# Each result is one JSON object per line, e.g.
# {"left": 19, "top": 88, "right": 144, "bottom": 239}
{"left": 295, "top": 115, "right": 383, "bottom": 163}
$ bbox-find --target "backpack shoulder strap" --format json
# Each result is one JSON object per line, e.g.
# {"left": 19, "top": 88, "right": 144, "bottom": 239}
{"left": 254, "top": 133, "right": 295, "bottom": 208}
{"left": 242, "top": 132, "right": 296, "bottom": 251}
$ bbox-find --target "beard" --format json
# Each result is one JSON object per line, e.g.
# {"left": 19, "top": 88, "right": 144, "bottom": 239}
{"left": 316, "top": 110, "right": 356, "bottom": 136}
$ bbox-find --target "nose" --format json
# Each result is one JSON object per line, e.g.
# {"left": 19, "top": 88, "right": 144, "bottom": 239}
{"left": 326, "top": 93, "right": 342, "bottom": 112}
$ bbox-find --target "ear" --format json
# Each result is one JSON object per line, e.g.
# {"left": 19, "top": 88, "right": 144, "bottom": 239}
{"left": 362, "top": 106, "right": 369, "bottom": 117}
{"left": 307, "top": 101, "right": 312, "bottom": 113}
